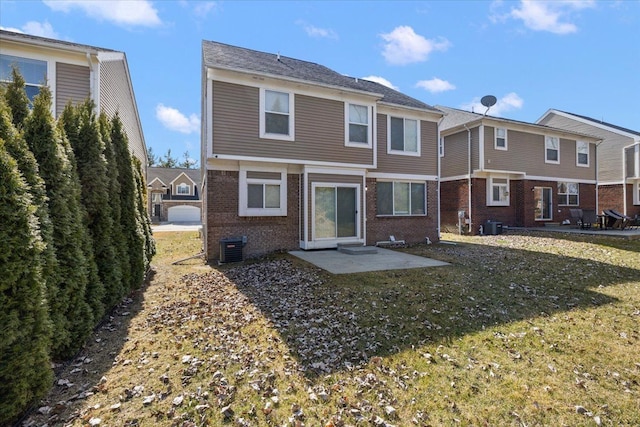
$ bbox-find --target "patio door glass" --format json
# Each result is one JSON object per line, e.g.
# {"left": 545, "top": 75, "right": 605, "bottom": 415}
{"left": 314, "top": 186, "right": 357, "bottom": 239}
{"left": 534, "top": 187, "right": 552, "bottom": 220}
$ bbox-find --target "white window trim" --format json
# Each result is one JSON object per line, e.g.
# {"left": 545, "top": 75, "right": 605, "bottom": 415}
{"left": 557, "top": 181, "right": 579, "bottom": 206}
{"left": 387, "top": 116, "right": 421, "bottom": 157}
{"left": 376, "top": 180, "right": 427, "bottom": 217}
{"left": 545, "top": 136, "right": 560, "bottom": 164}
{"left": 259, "top": 88, "right": 295, "bottom": 141}
{"left": 345, "top": 102, "right": 373, "bottom": 148}
{"left": 487, "top": 176, "right": 510, "bottom": 206}
{"left": 176, "top": 183, "right": 190, "bottom": 195}
{"left": 494, "top": 127, "right": 508, "bottom": 151}
{"left": 439, "top": 137, "right": 444, "bottom": 158}
{"left": 576, "top": 140, "right": 590, "bottom": 167}
{"left": 239, "top": 166, "right": 287, "bottom": 216}
{"left": 633, "top": 181, "right": 640, "bottom": 205}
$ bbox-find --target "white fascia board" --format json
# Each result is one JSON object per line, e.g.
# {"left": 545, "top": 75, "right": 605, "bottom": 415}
{"left": 440, "top": 174, "right": 470, "bottom": 182}
{"left": 526, "top": 174, "right": 597, "bottom": 184}
{"left": 208, "top": 153, "right": 374, "bottom": 170}
{"left": 367, "top": 172, "right": 438, "bottom": 181}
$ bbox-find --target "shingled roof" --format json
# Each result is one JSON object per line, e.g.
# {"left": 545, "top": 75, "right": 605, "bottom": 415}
{"left": 0, "top": 29, "right": 117, "bottom": 53}
{"left": 556, "top": 110, "right": 640, "bottom": 137}
{"left": 148, "top": 167, "right": 201, "bottom": 187}
{"left": 202, "top": 40, "right": 440, "bottom": 112}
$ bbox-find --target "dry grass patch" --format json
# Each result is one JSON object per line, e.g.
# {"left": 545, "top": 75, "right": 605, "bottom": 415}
{"left": 21, "top": 231, "right": 640, "bottom": 426}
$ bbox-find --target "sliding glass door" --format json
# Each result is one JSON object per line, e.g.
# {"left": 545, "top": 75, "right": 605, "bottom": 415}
{"left": 313, "top": 185, "right": 358, "bottom": 239}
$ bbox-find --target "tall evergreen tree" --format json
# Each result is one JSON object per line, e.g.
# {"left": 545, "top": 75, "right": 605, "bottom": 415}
{"left": 0, "top": 141, "right": 53, "bottom": 425}
{"left": 99, "top": 111, "right": 128, "bottom": 308}
{"left": 0, "top": 91, "right": 62, "bottom": 351}
{"left": 133, "top": 156, "right": 156, "bottom": 268}
{"left": 3, "top": 67, "right": 30, "bottom": 129}
{"left": 23, "top": 86, "right": 93, "bottom": 358}
{"left": 111, "top": 113, "right": 146, "bottom": 290}
{"left": 62, "top": 101, "right": 120, "bottom": 318}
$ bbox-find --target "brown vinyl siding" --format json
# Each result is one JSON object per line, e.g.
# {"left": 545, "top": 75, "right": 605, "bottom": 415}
{"left": 539, "top": 113, "right": 630, "bottom": 183}
{"left": 55, "top": 62, "right": 90, "bottom": 115}
{"left": 483, "top": 127, "right": 595, "bottom": 180}
{"left": 376, "top": 115, "right": 438, "bottom": 175}
{"left": 246, "top": 171, "right": 281, "bottom": 180}
{"left": 99, "top": 59, "right": 146, "bottom": 167}
{"left": 211, "top": 81, "right": 373, "bottom": 165}
{"left": 442, "top": 131, "right": 469, "bottom": 177}
{"left": 470, "top": 127, "right": 480, "bottom": 171}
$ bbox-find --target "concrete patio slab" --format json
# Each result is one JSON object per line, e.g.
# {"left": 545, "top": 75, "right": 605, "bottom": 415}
{"left": 289, "top": 247, "right": 449, "bottom": 274}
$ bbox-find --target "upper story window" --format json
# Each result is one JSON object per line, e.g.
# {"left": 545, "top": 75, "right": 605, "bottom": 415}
{"left": 377, "top": 181, "right": 426, "bottom": 216}
{"left": 177, "top": 183, "right": 190, "bottom": 195}
{"left": 545, "top": 136, "right": 560, "bottom": 164}
{"left": 439, "top": 137, "right": 444, "bottom": 157}
{"left": 0, "top": 54, "right": 47, "bottom": 103}
{"left": 558, "top": 182, "right": 579, "bottom": 206}
{"left": 239, "top": 167, "right": 287, "bottom": 216}
{"left": 487, "top": 177, "right": 509, "bottom": 206}
{"left": 260, "top": 88, "right": 294, "bottom": 141}
{"left": 576, "top": 141, "right": 589, "bottom": 167}
{"left": 152, "top": 193, "right": 162, "bottom": 203}
{"left": 345, "top": 103, "right": 371, "bottom": 148}
{"left": 388, "top": 116, "right": 419, "bottom": 156}
{"left": 495, "top": 127, "right": 507, "bottom": 150}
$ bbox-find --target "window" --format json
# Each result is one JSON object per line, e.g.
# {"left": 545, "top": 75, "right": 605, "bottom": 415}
{"left": 558, "top": 182, "right": 579, "bottom": 206}
{"left": 534, "top": 187, "right": 553, "bottom": 220}
{"left": 260, "top": 89, "right": 294, "bottom": 140}
{"left": 377, "top": 181, "right": 426, "bottom": 216}
{"left": 495, "top": 127, "right": 507, "bottom": 150}
{"left": 345, "top": 103, "right": 371, "bottom": 147}
{"left": 152, "top": 193, "right": 162, "bottom": 203}
{"left": 545, "top": 136, "right": 560, "bottom": 163}
{"left": 388, "top": 116, "right": 419, "bottom": 155}
{"left": 634, "top": 182, "right": 640, "bottom": 205}
{"left": 487, "top": 177, "right": 509, "bottom": 206}
{"left": 576, "top": 141, "right": 589, "bottom": 167}
{"left": 439, "top": 137, "right": 444, "bottom": 157}
{"left": 177, "top": 183, "right": 190, "bottom": 195}
{"left": 0, "top": 54, "right": 47, "bottom": 103}
{"left": 239, "top": 167, "right": 287, "bottom": 216}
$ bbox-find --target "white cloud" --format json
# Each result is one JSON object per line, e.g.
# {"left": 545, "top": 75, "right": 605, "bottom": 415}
{"left": 43, "top": 0, "right": 162, "bottom": 28}
{"left": 297, "top": 21, "right": 338, "bottom": 40}
{"left": 1, "top": 21, "right": 59, "bottom": 38}
{"left": 192, "top": 2, "right": 218, "bottom": 18}
{"left": 416, "top": 78, "right": 456, "bottom": 93}
{"left": 380, "top": 26, "right": 450, "bottom": 65}
{"left": 156, "top": 104, "right": 200, "bottom": 134}
{"left": 507, "top": 0, "right": 595, "bottom": 34}
{"left": 461, "top": 92, "right": 524, "bottom": 116}
{"left": 361, "top": 75, "right": 398, "bottom": 90}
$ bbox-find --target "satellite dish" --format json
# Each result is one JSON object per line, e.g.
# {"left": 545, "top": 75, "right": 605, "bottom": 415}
{"left": 480, "top": 95, "right": 497, "bottom": 116}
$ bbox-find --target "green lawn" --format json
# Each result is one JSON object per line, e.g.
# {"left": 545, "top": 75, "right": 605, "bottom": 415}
{"left": 25, "top": 231, "right": 639, "bottom": 426}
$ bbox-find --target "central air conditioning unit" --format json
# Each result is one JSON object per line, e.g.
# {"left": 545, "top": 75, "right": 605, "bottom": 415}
{"left": 219, "top": 237, "right": 245, "bottom": 263}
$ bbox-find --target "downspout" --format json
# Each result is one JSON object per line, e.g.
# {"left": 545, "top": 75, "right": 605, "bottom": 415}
{"left": 436, "top": 114, "right": 445, "bottom": 240}
{"left": 463, "top": 124, "right": 472, "bottom": 233}
{"left": 595, "top": 139, "right": 603, "bottom": 215}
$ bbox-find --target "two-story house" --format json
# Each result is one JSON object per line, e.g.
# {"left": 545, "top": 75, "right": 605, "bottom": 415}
{"left": 147, "top": 167, "right": 202, "bottom": 223}
{"left": 201, "top": 40, "right": 443, "bottom": 261}
{"left": 438, "top": 106, "right": 600, "bottom": 233}
{"left": 537, "top": 110, "right": 640, "bottom": 217}
{"left": 0, "top": 30, "right": 147, "bottom": 167}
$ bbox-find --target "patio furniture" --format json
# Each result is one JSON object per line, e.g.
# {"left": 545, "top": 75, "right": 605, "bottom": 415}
{"left": 602, "top": 209, "right": 627, "bottom": 230}
{"left": 581, "top": 209, "right": 597, "bottom": 230}
{"left": 569, "top": 208, "right": 584, "bottom": 228}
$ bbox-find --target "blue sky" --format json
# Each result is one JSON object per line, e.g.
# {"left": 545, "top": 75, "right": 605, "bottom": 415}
{"left": 1, "top": 0, "right": 638, "bottom": 165}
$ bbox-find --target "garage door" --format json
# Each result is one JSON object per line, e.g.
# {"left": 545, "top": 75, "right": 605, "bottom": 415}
{"left": 168, "top": 205, "right": 201, "bottom": 222}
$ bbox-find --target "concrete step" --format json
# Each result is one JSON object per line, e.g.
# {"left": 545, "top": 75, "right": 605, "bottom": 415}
{"left": 338, "top": 245, "right": 378, "bottom": 255}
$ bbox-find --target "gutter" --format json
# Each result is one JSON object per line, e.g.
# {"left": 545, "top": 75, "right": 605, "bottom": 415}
{"left": 463, "top": 123, "right": 472, "bottom": 233}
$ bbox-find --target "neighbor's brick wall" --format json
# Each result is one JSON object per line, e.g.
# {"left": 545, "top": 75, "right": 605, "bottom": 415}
{"left": 365, "top": 178, "right": 439, "bottom": 245}
{"left": 206, "top": 170, "right": 300, "bottom": 262}
{"left": 598, "top": 184, "right": 623, "bottom": 213}
{"left": 440, "top": 179, "right": 470, "bottom": 233}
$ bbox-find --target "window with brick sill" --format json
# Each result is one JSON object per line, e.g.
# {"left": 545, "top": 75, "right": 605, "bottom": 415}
{"left": 558, "top": 182, "right": 579, "bottom": 206}
{"left": 487, "top": 177, "right": 509, "bottom": 206}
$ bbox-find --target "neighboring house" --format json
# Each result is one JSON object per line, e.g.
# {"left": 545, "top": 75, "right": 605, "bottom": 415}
{"left": 0, "top": 30, "right": 147, "bottom": 167}
{"left": 147, "top": 167, "right": 202, "bottom": 223}
{"left": 438, "top": 106, "right": 600, "bottom": 233}
{"left": 201, "top": 40, "right": 443, "bottom": 261}
{"left": 537, "top": 110, "right": 640, "bottom": 217}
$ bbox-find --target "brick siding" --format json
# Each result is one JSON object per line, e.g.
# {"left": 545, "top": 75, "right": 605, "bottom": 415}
{"left": 205, "top": 170, "right": 299, "bottom": 262}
